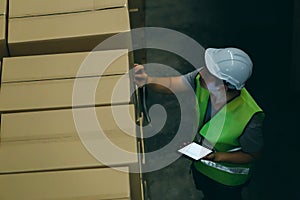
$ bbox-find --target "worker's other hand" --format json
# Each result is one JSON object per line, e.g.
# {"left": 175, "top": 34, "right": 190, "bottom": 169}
{"left": 203, "top": 152, "right": 216, "bottom": 161}
{"left": 203, "top": 152, "right": 222, "bottom": 162}
{"left": 134, "top": 64, "right": 148, "bottom": 87}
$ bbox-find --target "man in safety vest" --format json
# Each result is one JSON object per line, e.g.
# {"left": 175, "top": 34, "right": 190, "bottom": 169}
{"left": 134, "top": 47, "right": 265, "bottom": 200}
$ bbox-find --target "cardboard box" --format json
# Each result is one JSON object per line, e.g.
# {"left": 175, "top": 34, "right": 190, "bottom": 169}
{"left": 0, "top": 0, "right": 6, "bottom": 15}
{"left": 0, "top": 105, "right": 138, "bottom": 173}
{"left": 0, "top": 74, "right": 131, "bottom": 112}
{"left": 1, "top": 104, "right": 135, "bottom": 143}
{"left": 9, "top": 0, "right": 127, "bottom": 18}
{"left": 2, "top": 49, "right": 129, "bottom": 83}
{"left": 0, "top": 167, "right": 131, "bottom": 200}
{"left": 8, "top": 7, "right": 131, "bottom": 56}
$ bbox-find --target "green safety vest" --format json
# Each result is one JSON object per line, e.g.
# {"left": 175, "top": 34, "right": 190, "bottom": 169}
{"left": 193, "top": 74, "right": 265, "bottom": 186}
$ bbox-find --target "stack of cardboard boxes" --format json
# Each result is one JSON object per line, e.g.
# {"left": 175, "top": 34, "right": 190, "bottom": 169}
{"left": 0, "top": 0, "right": 144, "bottom": 199}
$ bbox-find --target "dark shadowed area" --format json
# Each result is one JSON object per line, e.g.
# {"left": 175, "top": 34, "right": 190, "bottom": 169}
{"left": 135, "top": 0, "right": 300, "bottom": 199}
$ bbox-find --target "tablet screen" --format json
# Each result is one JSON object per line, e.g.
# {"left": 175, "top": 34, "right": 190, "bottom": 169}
{"left": 178, "top": 142, "right": 213, "bottom": 160}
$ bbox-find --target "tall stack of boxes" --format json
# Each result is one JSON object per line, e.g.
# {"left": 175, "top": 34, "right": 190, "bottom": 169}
{"left": 0, "top": 1, "right": 144, "bottom": 199}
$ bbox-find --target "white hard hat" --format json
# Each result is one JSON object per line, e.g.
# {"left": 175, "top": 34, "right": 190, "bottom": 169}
{"left": 204, "top": 47, "right": 253, "bottom": 90}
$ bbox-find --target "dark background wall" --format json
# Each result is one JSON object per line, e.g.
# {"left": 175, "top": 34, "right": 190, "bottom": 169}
{"left": 142, "top": 0, "right": 299, "bottom": 199}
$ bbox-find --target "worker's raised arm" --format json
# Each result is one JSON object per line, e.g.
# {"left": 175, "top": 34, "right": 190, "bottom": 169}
{"left": 134, "top": 64, "right": 189, "bottom": 93}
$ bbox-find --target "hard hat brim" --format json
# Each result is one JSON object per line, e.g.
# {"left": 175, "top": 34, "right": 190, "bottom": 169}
{"left": 204, "top": 48, "right": 222, "bottom": 80}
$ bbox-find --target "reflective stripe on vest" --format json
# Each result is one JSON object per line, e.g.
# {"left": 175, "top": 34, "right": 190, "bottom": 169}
{"left": 201, "top": 160, "right": 250, "bottom": 175}
{"left": 201, "top": 147, "right": 250, "bottom": 175}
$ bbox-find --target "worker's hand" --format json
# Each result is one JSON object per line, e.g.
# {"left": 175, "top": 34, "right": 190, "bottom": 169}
{"left": 134, "top": 64, "right": 148, "bottom": 87}
{"left": 203, "top": 152, "right": 216, "bottom": 161}
{"left": 203, "top": 152, "right": 223, "bottom": 162}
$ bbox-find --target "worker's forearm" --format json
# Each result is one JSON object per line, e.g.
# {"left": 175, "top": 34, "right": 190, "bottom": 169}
{"left": 147, "top": 77, "right": 172, "bottom": 93}
{"left": 147, "top": 76, "right": 188, "bottom": 93}
{"left": 212, "top": 151, "right": 256, "bottom": 164}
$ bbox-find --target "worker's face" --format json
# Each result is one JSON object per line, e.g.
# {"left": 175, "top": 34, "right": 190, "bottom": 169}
{"left": 199, "top": 67, "right": 225, "bottom": 91}
{"left": 200, "top": 67, "right": 228, "bottom": 104}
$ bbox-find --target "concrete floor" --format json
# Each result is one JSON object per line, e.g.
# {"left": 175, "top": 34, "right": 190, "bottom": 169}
{"left": 140, "top": 0, "right": 298, "bottom": 200}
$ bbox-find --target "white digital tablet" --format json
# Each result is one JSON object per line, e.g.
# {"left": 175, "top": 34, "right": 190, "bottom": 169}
{"left": 178, "top": 142, "right": 213, "bottom": 160}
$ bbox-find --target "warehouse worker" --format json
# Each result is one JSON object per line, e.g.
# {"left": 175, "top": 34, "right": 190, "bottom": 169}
{"left": 134, "top": 47, "right": 265, "bottom": 200}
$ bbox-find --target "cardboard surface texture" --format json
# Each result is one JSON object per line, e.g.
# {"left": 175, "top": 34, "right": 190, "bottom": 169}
{"left": 9, "top": 0, "right": 127, "bottom": 18}
{"left": 0, "top": 74, "right": 131, "bottom": 112}
{"left": 0, "top": 105, "right": 138, "bottom": 173}
{"left": 2, "top": 49, "right": 129, "bottom": 83}
{"left": 8, "top": 7, "right": 131, "bottom": 56}
{"left": 0, "top": 167, "right": 131, "bottom": 200}
{"left": 94, "top": 0, "right": 127, "bottom": 11}
{"left": 0, "top": 0, "right": 6, "bottom": 15}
